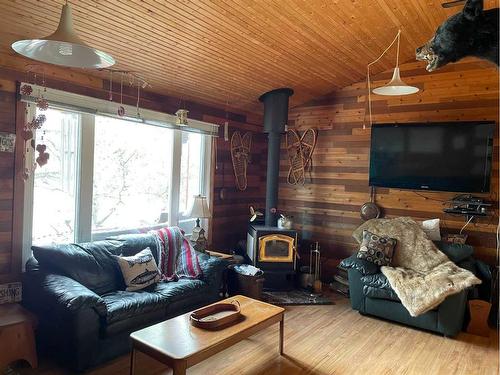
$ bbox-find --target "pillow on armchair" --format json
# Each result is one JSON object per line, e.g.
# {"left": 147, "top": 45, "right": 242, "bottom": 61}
{"left": 357, "top": 229, "right": 397, "bottom": 266}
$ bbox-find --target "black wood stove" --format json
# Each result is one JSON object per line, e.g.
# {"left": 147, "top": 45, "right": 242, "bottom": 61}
{"left": 246, "top": 88, "right": 297, "bottom": 290}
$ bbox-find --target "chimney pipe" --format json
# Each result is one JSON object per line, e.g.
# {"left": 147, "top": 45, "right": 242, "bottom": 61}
{"left": 259, "top": 88, "right": 294, "bottom": 226}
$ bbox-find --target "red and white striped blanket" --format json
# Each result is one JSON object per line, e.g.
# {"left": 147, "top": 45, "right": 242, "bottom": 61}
{"left": 149, "top": 226, "right": 202, "bottom": 281}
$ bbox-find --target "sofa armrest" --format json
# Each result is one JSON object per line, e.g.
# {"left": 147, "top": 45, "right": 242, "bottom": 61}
{"left": 340, "top": 255, "right": 379, "bottom": 276}
{"left": 23, "top": 269, "right": 107, "bottom": 316}
{"left": 22, "top": 269, "right": 106, "bottom": 371}
{"left": 437, "top": 290, "right": 468, "bottom": 337}
{"left": 198, "top": 255, "right": 228, "bottom": 288}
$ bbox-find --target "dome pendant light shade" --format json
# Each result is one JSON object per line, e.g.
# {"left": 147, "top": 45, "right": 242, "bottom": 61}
{"left": 11, "top": 4, "right": 115, "bottom": 69}
{"left": 372, "top": 67, "right": 419, "bottom": 96}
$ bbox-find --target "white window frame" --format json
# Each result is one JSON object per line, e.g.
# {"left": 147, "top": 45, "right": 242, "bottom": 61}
{"left": 22, "top": 105, "right": 213, "bottom": 266}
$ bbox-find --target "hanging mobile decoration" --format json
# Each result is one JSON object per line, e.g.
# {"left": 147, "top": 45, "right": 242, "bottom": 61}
{"left": 99, "top": 68, "right": 151, "bottom": 119}
{"left": 175, "top": 109, "right": 189, "bottom": 126}
{"left": 35, "top": 143, "right": 50, "bottom": 167}
{"left": 136, "top": 78, "right": 141, "bottom": 118}
{"left": 109, "top": 70, "right": 113, "bottom": 101}
{"left": 36, "top": 71, "right": 49, "bottom": 111}
{"left": 117, "top": 72, "right": 125, "bottom": 117}
{"left": 20, "top": 65, "right": 52, "bottom": 180}
{"left": 20, "top": 84, "right": 33, "bottom": 96}
{"left": 223, "top": 97, "right": 229, "bottom": 141}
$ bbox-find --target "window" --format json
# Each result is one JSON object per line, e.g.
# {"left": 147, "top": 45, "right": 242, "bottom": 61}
{"left": 92, "top": 116, "right": 173, "bottom": 237}
{"left": 179, "top": 132, "right": 204, "bottom": 218}
{"left": 31, "top": 109, "right": 80, "bottom": 245}
{"left": 24, "top": 107, "right": 211, "bottom": 254}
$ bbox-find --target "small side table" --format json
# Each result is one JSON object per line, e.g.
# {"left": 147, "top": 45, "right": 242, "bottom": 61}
{"left": 0, "top": 304, "right": 38, "bottom": 370}
{"left": 206, "top": 251, "right": 243, "bottom": 297}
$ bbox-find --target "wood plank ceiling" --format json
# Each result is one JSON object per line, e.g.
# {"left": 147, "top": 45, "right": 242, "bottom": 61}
{"left": 0, "top": 0, "right": 498, "bottom": 114}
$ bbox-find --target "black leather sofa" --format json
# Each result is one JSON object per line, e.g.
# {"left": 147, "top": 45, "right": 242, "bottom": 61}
{"left": 340, "top": 241, "right": 490, "bottom": 337}
{"left": 22, "top": 233, "right": 227, "bottom": 372}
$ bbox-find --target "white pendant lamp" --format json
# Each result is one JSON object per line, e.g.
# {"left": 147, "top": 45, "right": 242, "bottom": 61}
{"left": 364, "top": 30, "right": 419, "bottom": 128}
{"left": 372, "top": 66, "right": 419, "bottom": 95}
{"left": 12, "top": 2, "right": 115, "bottom": 69}
{"left": 368, "top": 30, "right": 419, "bottom": 96}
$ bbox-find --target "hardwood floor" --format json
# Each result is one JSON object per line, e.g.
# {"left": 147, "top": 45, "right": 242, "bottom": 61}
{"left": 12, "top": 297, "right": 499, "bottom": 375}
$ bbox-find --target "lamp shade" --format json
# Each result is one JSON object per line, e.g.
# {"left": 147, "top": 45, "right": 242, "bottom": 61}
{"left": 189, "top": 195, "right": 210, "bottom": 218}
{"left": 372, "top": 67, "right": 419, "bottom": 96}
{"left": 11, "top": 4, "right": 115, "bottom": 69}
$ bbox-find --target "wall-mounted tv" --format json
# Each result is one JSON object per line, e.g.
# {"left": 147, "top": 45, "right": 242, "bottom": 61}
{"left": 369, "top": 122, "right": 494, "bottom": 193}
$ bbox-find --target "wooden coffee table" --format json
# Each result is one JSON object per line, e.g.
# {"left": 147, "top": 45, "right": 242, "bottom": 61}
{"left": 129, "top": 295, "right": 285, "bottom": 375}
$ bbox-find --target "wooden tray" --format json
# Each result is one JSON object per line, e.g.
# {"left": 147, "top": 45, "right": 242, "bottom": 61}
{"left": 190, "top": 300, "right": 242, "bottom": 330}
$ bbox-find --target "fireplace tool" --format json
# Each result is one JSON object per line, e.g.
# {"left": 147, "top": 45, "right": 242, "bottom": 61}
{"left": 309, "top": 242, "right": 322, "bottom": 294}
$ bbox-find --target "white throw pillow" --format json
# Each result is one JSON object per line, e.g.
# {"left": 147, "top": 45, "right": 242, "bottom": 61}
{"left": 116, "top": 247, "right": 161, "bottom": 291}
{"left": 420, "top": 218, "right": 441, "bottom": 241}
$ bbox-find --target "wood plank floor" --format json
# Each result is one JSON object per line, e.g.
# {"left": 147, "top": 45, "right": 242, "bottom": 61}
{"left": 12, "top": 298, "right": 499, "bottom": 375}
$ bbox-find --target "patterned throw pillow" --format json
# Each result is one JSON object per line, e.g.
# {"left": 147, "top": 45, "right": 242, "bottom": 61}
{"left": 116, "top": 247, "right": 161, "bottom": 291}
{"left": 357, "top": 230, "right": 397, "bottom": 266}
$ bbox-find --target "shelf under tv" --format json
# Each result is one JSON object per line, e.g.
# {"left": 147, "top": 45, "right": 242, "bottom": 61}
{"left": 443, "top": 208, "right": 488, "bottom": 217}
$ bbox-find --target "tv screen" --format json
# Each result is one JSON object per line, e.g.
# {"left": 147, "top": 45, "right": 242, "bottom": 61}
{"left": 369, "top": 122, "right": 494, "bottom": 193}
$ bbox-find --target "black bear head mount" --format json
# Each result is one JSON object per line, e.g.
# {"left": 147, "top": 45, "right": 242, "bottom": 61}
{"left": 416, "top": 0, "right": 499, "bottom": 71}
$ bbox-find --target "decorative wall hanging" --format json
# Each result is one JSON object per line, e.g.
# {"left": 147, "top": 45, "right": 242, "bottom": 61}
{"left": 0, "top": 133, "right": 16, "bottom": 153}
{"left": 416, "top": 0, "right": 498, "bottom": 71}
{"left": 230, "top": 131, "right": 252, "bottom": 191}
{"left": 286, "top": 129, "right": 304, "bottom": 185}
{"left": 11, "top": 2, "right": 115, "bottom": 69}
{"left": 286, "top": 128, "right": 317, "bottom": 185}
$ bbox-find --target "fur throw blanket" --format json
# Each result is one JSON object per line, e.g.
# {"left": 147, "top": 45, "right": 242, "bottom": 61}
{"left": 353, "top": 217, "right": 481, "bottom": 316}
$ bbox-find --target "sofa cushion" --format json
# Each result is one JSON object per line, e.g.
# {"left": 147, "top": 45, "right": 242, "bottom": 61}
{"left": 363, "top": 286, "right": 400, "bottom": 302}
{"left": 101, "top": 279, "right": 208, "bottom": 336}
{"left": 361, "top": 273, "right": 392, "bottom": 290}
{"left": 32, "top": 240, "right": 123, "bottom": 295}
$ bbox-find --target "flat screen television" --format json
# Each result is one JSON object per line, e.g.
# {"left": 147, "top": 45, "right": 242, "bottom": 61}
{"left": 369, "top": 122, "right": 494, "bottom": 193}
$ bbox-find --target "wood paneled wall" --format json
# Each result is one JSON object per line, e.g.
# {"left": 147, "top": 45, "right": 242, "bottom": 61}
{"left": 279, "top": 59, "right": 499, "bottom": 279}
{"left": 0, "top": 53, "right": 263, "bottom": 283}
{"left": 0, "top": 82, "right": 17, "bottom": 281}
{"left": 206, "top": 117, "right": 267, "bottom": 251}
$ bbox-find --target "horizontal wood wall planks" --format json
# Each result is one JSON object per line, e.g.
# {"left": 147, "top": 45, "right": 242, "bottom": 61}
{"left": 280, "top": 60, "right": 499, "bottom": 279}
{"left": 204, "top": 114, "right": 267, "bottom": 251}
{"left": 0, "top": 84, "right": 16, "bottom": 280}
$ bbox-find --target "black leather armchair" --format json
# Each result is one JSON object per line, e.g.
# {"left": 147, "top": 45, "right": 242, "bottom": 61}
{"left": 23, "top": 233, "right": 227, "bottom": 372}
{"left": 340, "top": 241, "right": 489, "bottom": 337}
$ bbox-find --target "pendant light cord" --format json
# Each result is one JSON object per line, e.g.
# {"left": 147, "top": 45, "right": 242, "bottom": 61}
{"left": 366, "top": 30, "right": 401, "bottom": 128}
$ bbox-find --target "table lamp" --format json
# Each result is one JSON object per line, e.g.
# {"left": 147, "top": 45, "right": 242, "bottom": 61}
{"left": 189, "top": 195, "right": 210, "bottom": 252}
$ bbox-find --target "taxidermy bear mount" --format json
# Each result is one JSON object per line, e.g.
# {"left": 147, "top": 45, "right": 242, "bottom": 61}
{"left": 416, "top": 0, "right": 499, "bottom": 71}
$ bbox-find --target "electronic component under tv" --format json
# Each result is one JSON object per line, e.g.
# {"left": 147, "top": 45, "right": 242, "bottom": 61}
{"left": 369, "top": 122, "right": 494, "bottom": 193}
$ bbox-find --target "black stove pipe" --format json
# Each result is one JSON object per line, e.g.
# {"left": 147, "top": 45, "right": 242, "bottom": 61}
{"left": 258, "top": 88, "right": 294, "bottom": 227}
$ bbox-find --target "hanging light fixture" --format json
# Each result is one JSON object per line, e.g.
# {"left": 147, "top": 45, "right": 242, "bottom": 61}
{"left": 369, "top": 30, "right": 419, "bottom": 96}
{"left": 364, "top": 30, "right": 419, "bottom": 128}
{"left": 11, "top": 2, "right": 115, "bottom": 69}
